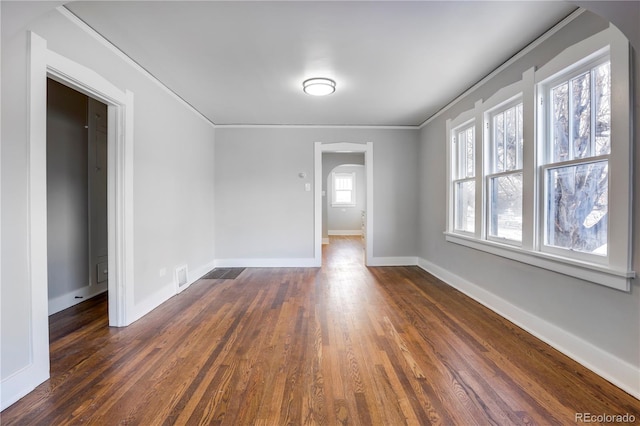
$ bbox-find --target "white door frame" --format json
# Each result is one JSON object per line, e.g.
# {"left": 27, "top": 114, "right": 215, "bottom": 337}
{"left": 314, "top": 142, "right": 373, "bottom": 266}
{"left": 27, "top": 31, "right": 134, "bottom": 389}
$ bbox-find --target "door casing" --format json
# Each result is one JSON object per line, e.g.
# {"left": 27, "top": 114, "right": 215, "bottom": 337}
{"left": 26, "top": 31, "right": 135, "bottom": 397}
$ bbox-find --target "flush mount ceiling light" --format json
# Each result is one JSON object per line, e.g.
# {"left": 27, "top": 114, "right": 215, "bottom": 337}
{"left": 303, "top": 78, "right": 336, "bottom": 96}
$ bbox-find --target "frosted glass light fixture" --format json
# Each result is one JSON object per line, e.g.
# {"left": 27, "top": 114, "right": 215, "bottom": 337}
{"left": 303, "top": 78, "right": 336, "bottom": 96}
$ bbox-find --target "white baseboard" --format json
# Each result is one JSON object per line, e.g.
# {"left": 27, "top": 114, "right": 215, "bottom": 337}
{"left": 48, "top": 283, "right": 108, "bottom": 315}
{"left": 0, "top": 363, "right": 47, "bottom": 411}
{"left": 328, "top": 230, "right": 362, "bottom": 236}
{"left": 130, "top": 259, "right": 216, "bottom": 324}
{"left": 214, "top": 258, "right": 318, "bottom": 268}
{"left": 322, "top": 238, "right": 330, "bottom": 245}
{"left": 129, "top": 280, "right": 175, "bottom": 325}
{"left": 368, "top": 256, "right": 418, "bottom": 266}
{"left": 417, "top": 257, "right": 640, "bottom": 399}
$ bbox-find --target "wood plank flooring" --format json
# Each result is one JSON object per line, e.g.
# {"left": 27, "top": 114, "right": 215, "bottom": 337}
{"left": 2, "top": 236, "right": 639, "bottom": 425}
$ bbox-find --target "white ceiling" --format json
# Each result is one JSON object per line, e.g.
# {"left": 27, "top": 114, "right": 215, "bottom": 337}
{"left": 66, "top": 1, "right": 576, "bottom": 126}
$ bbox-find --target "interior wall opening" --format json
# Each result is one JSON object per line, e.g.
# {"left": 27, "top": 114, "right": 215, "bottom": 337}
{"left": 46, "top": 78, "right": 109, "bottom": 328}
{"left": 315, "top": 148, "right": 372, "bottom": 265}
{"left": 321, "top": 153, "right": 366, "bottom": 264}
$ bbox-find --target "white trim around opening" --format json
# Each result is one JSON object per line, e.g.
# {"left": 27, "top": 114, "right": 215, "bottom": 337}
{"left": 1, "top": 31, "right": 136, "bottom": 411}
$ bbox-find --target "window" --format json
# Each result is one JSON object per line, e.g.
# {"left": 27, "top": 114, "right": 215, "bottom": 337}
{"left": 445, "top": 26, "right": 633, "bottom": 291}
{"left": 487, "top": 101, "right": 523, "bottom": 243}
{"left": 452, "top": 122, "right": 476, "bottom": 233}
{"left": 332, "top": 172, "right": 356, "bottom": 207}
{"left": 541, "top": 59, "right": 610, "bottom": 260}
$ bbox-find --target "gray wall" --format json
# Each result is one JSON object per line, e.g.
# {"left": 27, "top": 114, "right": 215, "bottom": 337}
{"left": 322, "top": 153, "right": 365, "bottom": 238}
{"left": 46, "top": 79, "right": 89, "bottom": 300}
{"left": 215, "top": 127, "right": 419, "bottom": 260}
{"left": 418, "top": 11, "right": 639, "bottom": 367}
{"left": 1, "top": 6, "right": 216, "bottom": 380}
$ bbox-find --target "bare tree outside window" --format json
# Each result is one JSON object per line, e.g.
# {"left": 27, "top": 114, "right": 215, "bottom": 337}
{"left": 546, "top": 61, "right": 610, "bottom": 255}
{"left": 446, "top": 34, "right": 632, "bottom": 290}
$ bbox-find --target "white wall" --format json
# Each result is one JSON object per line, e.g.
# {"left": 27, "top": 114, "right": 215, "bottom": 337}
{"left": 418, "top": 10, "right": 639, "bottom": 395}
{"left": 214, "top": 127, "right": 418, "bottom": 263}
{"left": 1, "top": 4, "right": 216, "bottom": 406}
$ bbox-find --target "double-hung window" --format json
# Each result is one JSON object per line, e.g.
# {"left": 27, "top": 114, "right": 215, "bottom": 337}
{"left": 452, "top": 123, "right": 476, "bottom": 234}
{"left": 540, "top": 57, "right": 610, "bottom": 261}
{"left": 332, "top": 172, "right": 356, "bottom": 207}
{"left": 487, "top": 101, "right": 523, "bottom": 243}
{"left": 445, "top": 25, "right": 633, "bottom": 291}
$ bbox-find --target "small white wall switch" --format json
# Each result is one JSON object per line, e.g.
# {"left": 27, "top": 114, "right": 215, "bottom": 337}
{"left": 305, "top": 183, "right": 311, "bottom": 191}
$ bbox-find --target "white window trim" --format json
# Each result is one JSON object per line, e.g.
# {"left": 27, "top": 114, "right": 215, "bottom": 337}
{"left": 445, "top": 25, "right": 634, "bottom": 292}
{"left": 331, "top": 171, "right": 357, "bottom": 207}
{"left": 444, "top": 232, "right": 634, "bottom": 290}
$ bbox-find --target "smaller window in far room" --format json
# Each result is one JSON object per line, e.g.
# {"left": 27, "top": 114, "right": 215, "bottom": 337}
{"left": 332, "top": 172, "right": 356, "bottom": 207}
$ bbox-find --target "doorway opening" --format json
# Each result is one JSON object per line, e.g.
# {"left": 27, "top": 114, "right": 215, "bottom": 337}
{"left": 323, "top": 157, "right": 366, "bottom": 264}
{"left": 24, "top": 32, "right": 134, "bottom": 402}
{"left": 314, "top": 142, "right": 373, "bottom": 266}
{"left": 46, "top": 78, "right": 109, "bottom": 317}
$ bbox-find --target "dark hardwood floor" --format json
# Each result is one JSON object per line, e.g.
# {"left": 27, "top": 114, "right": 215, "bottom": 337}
{"left": 2, "top": 236, "right": 639, "bottom": 425}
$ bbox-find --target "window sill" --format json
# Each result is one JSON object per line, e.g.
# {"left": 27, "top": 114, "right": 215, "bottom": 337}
{"left": 444, "top": 232, "right": 635, "bottom": 292}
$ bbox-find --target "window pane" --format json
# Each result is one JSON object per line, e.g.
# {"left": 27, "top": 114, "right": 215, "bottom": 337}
{"left": 516, "top": 103, "right": 523, "bottom": 169}
{"left": 455, "top": 181, "right": 475, "bottom": 233}
{"left": 505, "top": 106, "right": 517, "bottom": 170}
{"left": 457, "top": 126, "right": 475, "bottom": 179}
{"left": 456, "top": 131, "right": 462, "bottom": 178}
{"left": 465, "top": 127, "right": 475, "bottom": 177}
{"left": 335, "top": 176, "right": 353, "bottom": 190}
{"left": 571, "top": 71, "right": 591, "bottom": 158}
{"left": 493, "top": 113, "right": 504, "bottom": 173}
{"left": 545, "top": 161, "right": 608, "bottom": 255}
{"left": 456, "top": 129, "right": 464, "bottom": 178}
{"left": 492, "top": 103, "right": 523, "bottom": 173}
{"left": 551, "top": 82, "right": 569, "bottom": 162}
{"left": 594, "top": 62, "right": 611, "bottom": 156}
{"left": 489, "top": 173, "right": 523, "bottom": 241}
{"left": 335, "top": 190, "right": 352, "bottom": 204}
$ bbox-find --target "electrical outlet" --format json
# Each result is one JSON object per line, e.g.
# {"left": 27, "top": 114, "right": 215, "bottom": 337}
{"left": 159, "top": 267, "right": 167, "bottom": 277}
